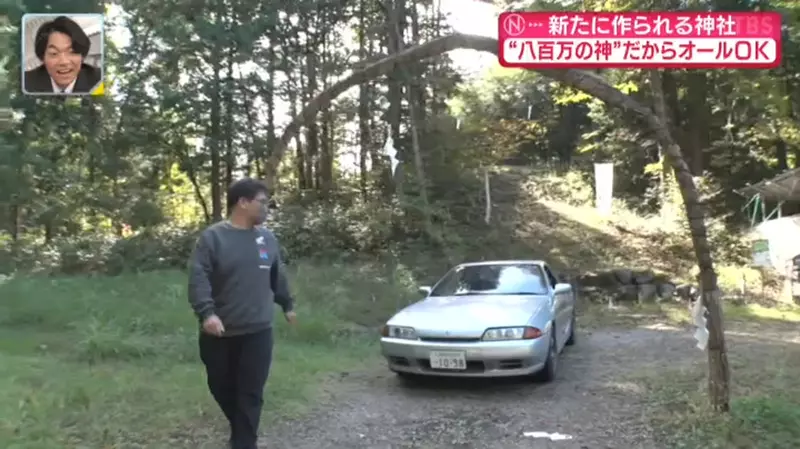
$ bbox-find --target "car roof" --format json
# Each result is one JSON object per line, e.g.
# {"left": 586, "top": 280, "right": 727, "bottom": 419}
{"left": 457, "top": 260, "right": 547, "bottom": 268}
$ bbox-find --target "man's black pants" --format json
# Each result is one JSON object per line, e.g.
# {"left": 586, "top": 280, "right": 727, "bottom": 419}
{"left": 199, "top": 327, "right": 273, "bottom": 449}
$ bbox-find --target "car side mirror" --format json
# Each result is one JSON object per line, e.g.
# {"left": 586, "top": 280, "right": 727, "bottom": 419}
{"left": 554, "top": 283, "right": 571, "bottom": 294}
{"left": 418, "top": 286, "right": 431, "bottom": 295}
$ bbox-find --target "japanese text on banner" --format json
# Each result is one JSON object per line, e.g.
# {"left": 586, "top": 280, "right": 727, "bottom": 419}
{"left": 498, "top": 12, "right": 781, "bottom": 69}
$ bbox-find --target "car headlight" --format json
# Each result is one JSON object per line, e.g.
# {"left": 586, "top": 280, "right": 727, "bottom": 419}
{"left": 381, "top": 325, "right": 417, "bottom": 340}
{"left": 482, "top": 326, "right": 542, "bottom": 341}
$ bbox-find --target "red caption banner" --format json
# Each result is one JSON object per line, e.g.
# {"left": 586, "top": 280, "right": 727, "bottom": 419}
{"left": 498, "top": 12, "right": 782, "bottom": 69}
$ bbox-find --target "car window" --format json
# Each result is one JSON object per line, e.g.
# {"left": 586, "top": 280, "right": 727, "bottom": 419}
{"left": 543, "top": 265, "right": 557, "bottom": 288}
{"left": 429, "top": 264, "right": 549, "bottom": 296}
{"left": 429, "top": 267, "right": 460, "bottom": 296}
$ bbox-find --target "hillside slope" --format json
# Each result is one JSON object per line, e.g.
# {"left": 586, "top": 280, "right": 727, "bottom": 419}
{"left": 486, "top": 166, "right": 697, "bottom": 281}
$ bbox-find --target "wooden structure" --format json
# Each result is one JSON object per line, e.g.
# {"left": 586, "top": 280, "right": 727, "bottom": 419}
{"left": 737, "top": 168, "right": 800, "bottom": 299}
{"left": 736, "top": 167, "right": 800, "bottom": 226}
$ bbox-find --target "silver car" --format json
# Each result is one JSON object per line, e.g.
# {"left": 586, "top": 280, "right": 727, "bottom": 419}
{"left": 380, "top": 260, "right": 576, "bottom": 381}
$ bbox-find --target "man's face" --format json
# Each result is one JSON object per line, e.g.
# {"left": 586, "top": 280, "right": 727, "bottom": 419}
{"left": 43, "top": 32, "right": 82, "bottom": 88}
{"left": 243, "top": 192, "right": 269, "bottom": 225}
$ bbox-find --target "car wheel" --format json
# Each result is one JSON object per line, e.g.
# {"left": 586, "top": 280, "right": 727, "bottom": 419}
{"left": 565, "top": 312, "right": 576, "bottom": 346}
{"left": 534, "top": 327, "right": 558, "bottom": 382}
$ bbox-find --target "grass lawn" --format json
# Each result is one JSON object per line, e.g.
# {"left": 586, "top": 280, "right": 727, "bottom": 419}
{"left": 642, "top": 331, "right": 800, "bottom": 449}
{"left": 581, "top": 300, "right": 800, "bottom": 449}
{"left": 3, "top": 259, "right": 800, "bottom": 449}
{"left": 0, "top": 262, "right": 416, "bottom": 449}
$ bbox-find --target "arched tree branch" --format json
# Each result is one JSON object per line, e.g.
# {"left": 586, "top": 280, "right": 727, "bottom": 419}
{"left": 270, "top": 31, "right": 729, "bottom": 411}
{"left": 272, "top": 33, "right": 656, "bottom": 168}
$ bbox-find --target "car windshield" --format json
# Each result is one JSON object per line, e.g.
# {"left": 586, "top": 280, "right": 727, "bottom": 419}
{"left": 429, "top": 264, "right": 549, "bottom": 296}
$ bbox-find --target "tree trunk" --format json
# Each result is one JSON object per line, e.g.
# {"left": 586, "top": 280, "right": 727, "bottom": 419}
{"left": 387, "top": 2, "right": 432, "bottom": 234}
{"left": 384, "top": 0, "right": 403, "bottom": 152}
{"left": 318, "top": 2, "right": 334, "bottom": 196}
{"left": 650, "top": 70, "right": 729, "bottom": 412}
{"left": 178, "top": 145, "right": 211, "bottom": 223}
{"left": 408, "top": 0, "right": 426, "bottom": 120}
{"left": 287, "top": 79, "right": 306, "bottom": 191}
{"left": 357, "top": 0, "right": 371, "bottom": 200}
{"left": 367, "top": 36, "right": 383, "bottom": 181}
{"left": 684, "top": 71, "right": 710, "bottom": 176}
{"left": 265, "top": 36, "right": 277, "bottom": 185}
{"left": 776, "top": 139, "right": 788, "bottom": 171}
{"left": 303, "top": 49, "right": 318, "bottom": 190}
{"left": 240, "top": 82, "right": 259, "bottom": 177}
{"left": 224, "top": 44, "right": 235, "bottom": 188}
{"left": 209, "top": 49, "right": 223, "bottom": 221}
{"left": 269, "top": 33, "right": 730, "bottom": 412}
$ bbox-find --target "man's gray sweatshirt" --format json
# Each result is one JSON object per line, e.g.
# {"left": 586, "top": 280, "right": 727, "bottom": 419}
{"left": 188, "top": 222, "right": 294, "bottom": 336}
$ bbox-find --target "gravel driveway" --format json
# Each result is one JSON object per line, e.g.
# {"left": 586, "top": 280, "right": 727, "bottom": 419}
{"left": 263, "top": 325, "right": 701, "bottom": 449}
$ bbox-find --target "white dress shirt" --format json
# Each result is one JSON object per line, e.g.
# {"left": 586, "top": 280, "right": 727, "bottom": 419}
{"left": 51, "top": 77, "right": 77, "bottom": 93}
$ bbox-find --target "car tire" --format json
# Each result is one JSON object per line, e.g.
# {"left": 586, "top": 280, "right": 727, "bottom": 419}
{"left": 565, "top": 312, "right": 576, "bottom": 346}
{"left": 534, "top": 327, "right": 558, "bottom": 382}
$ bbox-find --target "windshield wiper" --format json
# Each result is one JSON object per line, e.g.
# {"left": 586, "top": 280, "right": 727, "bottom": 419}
{"left": 449, "top": 291, "right": 545, "bottom": 296}
{"left": 497, "top": 292, "right": 545, "bottom": 295}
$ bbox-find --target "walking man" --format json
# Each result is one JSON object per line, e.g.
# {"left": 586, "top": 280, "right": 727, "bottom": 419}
{"left": 188, "top": 178, "right": 296, "bottom": 449}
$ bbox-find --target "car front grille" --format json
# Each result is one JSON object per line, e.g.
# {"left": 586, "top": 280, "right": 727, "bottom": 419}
{"left": 418, "top": 337, "right": 481, "bottom": 343}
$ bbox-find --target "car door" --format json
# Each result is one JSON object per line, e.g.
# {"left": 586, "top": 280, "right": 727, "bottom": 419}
{"left": 543, "top": 264, "right": 569, "bottom": 347}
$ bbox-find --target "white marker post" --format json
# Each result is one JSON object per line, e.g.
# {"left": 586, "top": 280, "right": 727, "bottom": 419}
{"left": 594, "top": 162, "right": 614, "bottom": 216}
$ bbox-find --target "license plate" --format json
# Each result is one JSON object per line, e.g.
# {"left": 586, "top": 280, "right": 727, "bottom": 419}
{"left": 429, "top": 351, "right": 467, "bottom": 370}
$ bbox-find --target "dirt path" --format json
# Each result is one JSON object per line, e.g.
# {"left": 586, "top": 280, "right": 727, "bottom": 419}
{"left": 262, "top": 326, "right": 701, "bottom": 449}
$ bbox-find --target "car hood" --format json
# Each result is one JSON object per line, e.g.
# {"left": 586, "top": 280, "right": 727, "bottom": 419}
{"left": 388, "top": 294, "right": 550, "bottom": 337}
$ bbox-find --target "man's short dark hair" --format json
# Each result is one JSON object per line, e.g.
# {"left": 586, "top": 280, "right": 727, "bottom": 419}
{"left": 33, "top": 16, "right": 91, "bottom": 61}
{"left": 226, "top": 178, "right": 269, "bottom": 214}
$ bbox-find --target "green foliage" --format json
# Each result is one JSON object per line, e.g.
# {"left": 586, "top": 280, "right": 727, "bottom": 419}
{"left": 453, "top": 67, "right": 591, "bottom": 167}
{"left": 4, "top": 224, "right": 199, "bottom": 275}
{"left": 628, "top": 298, "right": 800, "bottom": 449}
{"left": 0, "top": 264, "right": 381, "bottom": 448}
{"left": 648, "top": 376, "right": 800, "bottom": 449}
{"left": 1, "top": 0, "right": 800, "bottom": 444}
{"left": 524, "top": 169, "right": 596, "bottom": 206}
{"left": 0, "top": 0, "right": 797, "bottom": 282}
{"left": 271, "top": 199, "right": 395, "bottom": 259}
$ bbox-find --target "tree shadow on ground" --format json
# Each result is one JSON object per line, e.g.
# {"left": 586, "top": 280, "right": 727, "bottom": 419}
{"left": 255, "top": 320, "right": 800, "bottom": 449}
{"left": 394, "top": 372, "right": 542, "bottom": 393}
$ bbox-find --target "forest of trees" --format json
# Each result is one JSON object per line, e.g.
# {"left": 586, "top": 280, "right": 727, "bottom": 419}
{"left": 0, "top": 0, "right": 798, "bottom": 277}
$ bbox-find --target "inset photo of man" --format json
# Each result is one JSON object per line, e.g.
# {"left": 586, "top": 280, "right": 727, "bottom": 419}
{"left": 21, "top": 14, "right": 104, "bottom": 95}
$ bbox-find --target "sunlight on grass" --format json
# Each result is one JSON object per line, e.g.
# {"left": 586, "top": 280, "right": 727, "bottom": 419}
{"left": 528, "top": 196, "right": 696, "bottom": 277}
{"left": 727, "top": 303, "right": 800, "bottom": 322}
{"left": 625, "top": 302, "right": 800, "bottom": 449}
{"left": 0, "top": 264, "right": 384, "bottom": 448}
{"left": 642, "top": 357, "right": 800, "bottom": 449}
{"left": 580, "top": 301, "right": 800, "bottom": 330}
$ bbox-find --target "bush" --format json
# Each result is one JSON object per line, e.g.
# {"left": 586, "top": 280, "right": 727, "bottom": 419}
{"left": 103, "top": 225, "right": 200, "bottom": 274}
{"left": 2, "top": 224, "right": 200, "bottom": 275}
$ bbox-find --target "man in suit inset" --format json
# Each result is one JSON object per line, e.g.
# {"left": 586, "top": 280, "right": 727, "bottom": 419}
{"left": 23, "top": 16, "right": 101, "bottom": 94}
